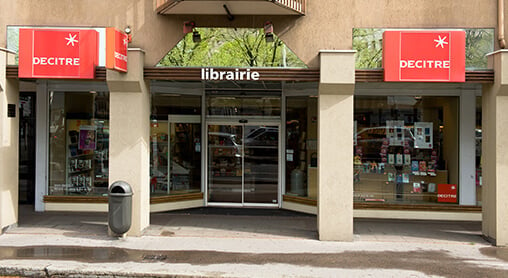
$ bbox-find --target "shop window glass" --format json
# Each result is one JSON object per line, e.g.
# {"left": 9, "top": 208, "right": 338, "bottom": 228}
{"left": 150, "top": 95, "right": 202, "bottom": 196}
{"left": 207, "top": 96, "right": 280, "bottom": 117}
{"left": 354, "top": 96, "right": 459, "bottom": 204}
{"left": 476, "top": 96, "right": 482, "bottom": 205}
{"left": 285, "top": 96, "right": 318, "bottom": 199}
{"left": 48, "top": 91, "right": 109, "bottom": 196}
{"left": 353, "top": 28, "right": 494, "bottom": 70}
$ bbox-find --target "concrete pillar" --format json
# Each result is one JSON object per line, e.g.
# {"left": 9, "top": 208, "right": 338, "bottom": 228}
{"left": 459, "top": 91, "right": 477, "bottom": 205}
{"left": 317, "top": 50, "right": 355, "bottom": 241}
{"left": 0, "top": 51, "right": 19, "bottom": 233}
{"left": 106, "top": 49, "right": 150, "bottom": 236}
{"left": 482, "top": 50, "right": 508, "bottom": 246}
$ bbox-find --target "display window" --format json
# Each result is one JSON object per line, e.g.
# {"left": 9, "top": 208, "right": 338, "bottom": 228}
{"left": 48, "top": 91, "right": 109, "bottom": 196}
{"left": 285, "top": 96, "right": 318, "bottom": 199}
{"left": 353, "top": 96, "right": 459, "bottom": 204}
{"left": 476, "top": 96, "right": 482, "bottom": 205}
{"left": 150, "top": 94, "right": 202, "bottom": 196}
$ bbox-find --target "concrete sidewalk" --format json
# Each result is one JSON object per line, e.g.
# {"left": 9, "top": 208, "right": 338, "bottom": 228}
{"left": 0, "top": 206, "right": 507, "bottom": 277}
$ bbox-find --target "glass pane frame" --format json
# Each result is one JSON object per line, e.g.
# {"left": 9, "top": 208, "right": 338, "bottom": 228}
{"left": 150, "top": 115, "right": 202, "bottom": 197}
{"left": 205, "top": 118, "right": 282, "bottom": 207}
{"left": 353, "top": 94, "right": 459, "bottom": 205}
{"left": 47, "top": 90, "right": 110, "bottom": 196}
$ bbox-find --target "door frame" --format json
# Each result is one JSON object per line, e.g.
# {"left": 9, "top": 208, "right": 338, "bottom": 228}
{"left": 205, "top": 117, "right": 282, "bottom": 208}
{"left": 166, "top": 114, "right": 202, "bottom": 195}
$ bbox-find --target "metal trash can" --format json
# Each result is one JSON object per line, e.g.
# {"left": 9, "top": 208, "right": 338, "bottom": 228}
{"left": 108, "top": 181, "right": 133, "bottom": 235}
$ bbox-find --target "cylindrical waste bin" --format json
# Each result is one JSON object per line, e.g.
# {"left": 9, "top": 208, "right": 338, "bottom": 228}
{"left": 108, "top": 181, "right": 133, "bottom": 235}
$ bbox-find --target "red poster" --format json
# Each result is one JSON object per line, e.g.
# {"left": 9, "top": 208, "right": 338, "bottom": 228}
{"left": 383, "top": 30, "right": 465, "bottom": 82}
{"left": 19, "top": 29, "right": 98, "bottom": 79}
{"left": 437, "top": 184, "right": 458, "bottom": 203}
{"left": 106, "top": 27, "right": 128, "bottom": 72}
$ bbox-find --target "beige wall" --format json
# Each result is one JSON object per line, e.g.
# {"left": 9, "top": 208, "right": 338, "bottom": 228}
{"left": 0, "top": 51, "right": 19, "bottom": 232}
{"left": 0, "top": 0, "right": 500, "bottom": 67}
{"left": 318, "top": 51, "right": 355, "bottom": 241}
{"left": 482, "top": 50, "right": 508, "bottom": 246}
{"left": 107, "top": 49, "right": 150, "bottom": 236}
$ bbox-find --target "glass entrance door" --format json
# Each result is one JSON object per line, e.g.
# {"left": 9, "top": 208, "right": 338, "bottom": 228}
{"left": 207, "top": 122, "right": 280, "bottom": 206}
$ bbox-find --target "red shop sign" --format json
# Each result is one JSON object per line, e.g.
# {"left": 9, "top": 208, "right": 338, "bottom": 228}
{"left": 437, "top": 184, "right": 458, "bottom": 203}
{"left": 19, "top": 29, "right": 98, "bottom": 79}
{"left": 383, "top": 30, "right": 465, "bottom": 82}
{"left": 106, "top": 27, "right": 128, "bottom": 73}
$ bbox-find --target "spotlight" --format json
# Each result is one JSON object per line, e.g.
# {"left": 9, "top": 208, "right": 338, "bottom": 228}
{"left": 265, "top": 33, "right": 274, "bottom": 43}
{"left": 264, "top": 21, "right": 274, "bottom": 43}
{"left": 124, "top": 26, "right": 132, "bottom": 43}
{"left": 223, "top": 4, "right": 235, "bottom": 21}
{"left": 193, "top": 31, "right": 201, "bottom": 43}
{"left": 184, "top": 21, "right": 201, "bottom": 43}
{"left": 183, "top": 21, "right": 196, "bottom": 34}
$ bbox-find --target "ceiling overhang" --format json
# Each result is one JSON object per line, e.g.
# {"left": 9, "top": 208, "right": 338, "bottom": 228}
{"left": 156, "top": 0, "right": 305, "bottom": 16}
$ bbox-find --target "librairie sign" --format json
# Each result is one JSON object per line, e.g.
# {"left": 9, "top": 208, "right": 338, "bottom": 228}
{"left": 383, "top": 30, "right": 465, "bottom": 82}
{"left": 106, "top": 27, "right": 128, "bottom": 72}
{"left": 19, "top": 29, "right": 98, "bottom": 79}
{"left": 201, "top": 68, "right": 260, "bottom": 81}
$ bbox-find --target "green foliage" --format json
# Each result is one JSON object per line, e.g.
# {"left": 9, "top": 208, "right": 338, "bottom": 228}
{"left": 6, "top": 26, "right": 20, "bottom": 64}
{"left": 353, "top": 28, "right": 494, "bottom": 70}
{"left": 353, "top": 28, "right": 383, "bottom": 69}
{"left": 157, "top": 28, "right": 306, "bottom": 68}
{"left": 465, "top": 29, "right": 494, "bottom": 69}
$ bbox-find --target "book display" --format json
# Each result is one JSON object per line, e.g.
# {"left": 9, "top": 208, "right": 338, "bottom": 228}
{"left": 354, "top": 115, "right": 451, "bottom": 203}
{"left": 55, "top": 119, "right": 109, "bottom": 195}
{"left": 150, "top": 122, "right": 169, "bottom": 194}
{"left": 150, "top": 121, "right": 201, "bottom": 195}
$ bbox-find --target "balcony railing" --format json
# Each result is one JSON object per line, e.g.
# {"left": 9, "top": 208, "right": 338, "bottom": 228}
{"left": 273, "top": 0, "right": 305, "bottom": 14}
{"left": 156, "top": 0, "right": 306, "bottom": 16}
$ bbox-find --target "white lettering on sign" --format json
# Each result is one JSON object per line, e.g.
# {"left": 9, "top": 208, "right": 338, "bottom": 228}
{"left": 114, "top": 52, "right": 128, "bottom": 62}
{"left": 437, "top": 194, "right": 457, "bottom": 199}
{"left": 400, "top": 60, "right": 450, "bottom": 69}
{"left": 33, "top": 57, "right": 80, "bottom": 66}
{"left": 201, "top": 68, "right": 260, "bottom": 81}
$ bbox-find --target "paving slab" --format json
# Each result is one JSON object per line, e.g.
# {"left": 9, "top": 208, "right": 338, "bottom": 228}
{"left": 0, "top": 206, "right": 507, "bottom": 277}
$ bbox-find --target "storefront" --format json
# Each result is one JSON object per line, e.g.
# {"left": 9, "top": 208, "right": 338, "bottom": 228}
{"left": 37, "top": 78, "right": 319, "bottom": 212}
{"left": 148, "top": 80, "right": 318, "bottom": 209}
{"left": 4, "top": 0, "right": 508, "bottom": 245}
{"left": 3, "top": 27, "right": 491, "bottom": 239}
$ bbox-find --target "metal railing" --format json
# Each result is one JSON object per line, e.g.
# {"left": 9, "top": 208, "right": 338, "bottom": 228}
{"left": 156, "top": 0, "right": 306, "bottom": 15}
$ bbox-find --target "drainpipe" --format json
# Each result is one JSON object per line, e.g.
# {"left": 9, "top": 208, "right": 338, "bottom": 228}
{"left": 499, "top": 0, "right": 506, "bottom": 49}
{"left": 0, "top": 47, "right": 16, "bottom": 54}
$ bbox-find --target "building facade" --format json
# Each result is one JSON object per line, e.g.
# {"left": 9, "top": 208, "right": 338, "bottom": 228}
{"left": 1, "top": 0, "right": 507, "bottom": 245}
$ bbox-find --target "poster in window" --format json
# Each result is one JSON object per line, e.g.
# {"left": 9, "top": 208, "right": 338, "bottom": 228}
{"left": 79, "top": 125, "right": 96, "bottom": 151}
{"left": 388, "top": 154, "right": 395, "bottom": 165}
{"left": 404, "top": 154, "right": 411, "bottom": 165}
{"left": 386, "top": 120, "right": 405, "bottom": 146}
{"left": 354, "top": 120, "right": 357, "bottom": 146}
{"left": 414, "top": 122, "right": 433, "bottom": 149}
{"left": 395, "top": 153, "right": 403, "bottom": 165}
{"left": 402, "top": 173, "right": 409, "bottom": 183}
{"left": 413, "top": 182, "right": 422, "bottom": 193}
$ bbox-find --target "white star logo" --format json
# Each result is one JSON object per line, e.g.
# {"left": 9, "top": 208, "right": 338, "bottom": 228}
{"left": 65, "top": 33, "right": 79, "bottom": 46}
{"left": 434, "top": 35, "right": 448, "bottom": 48}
